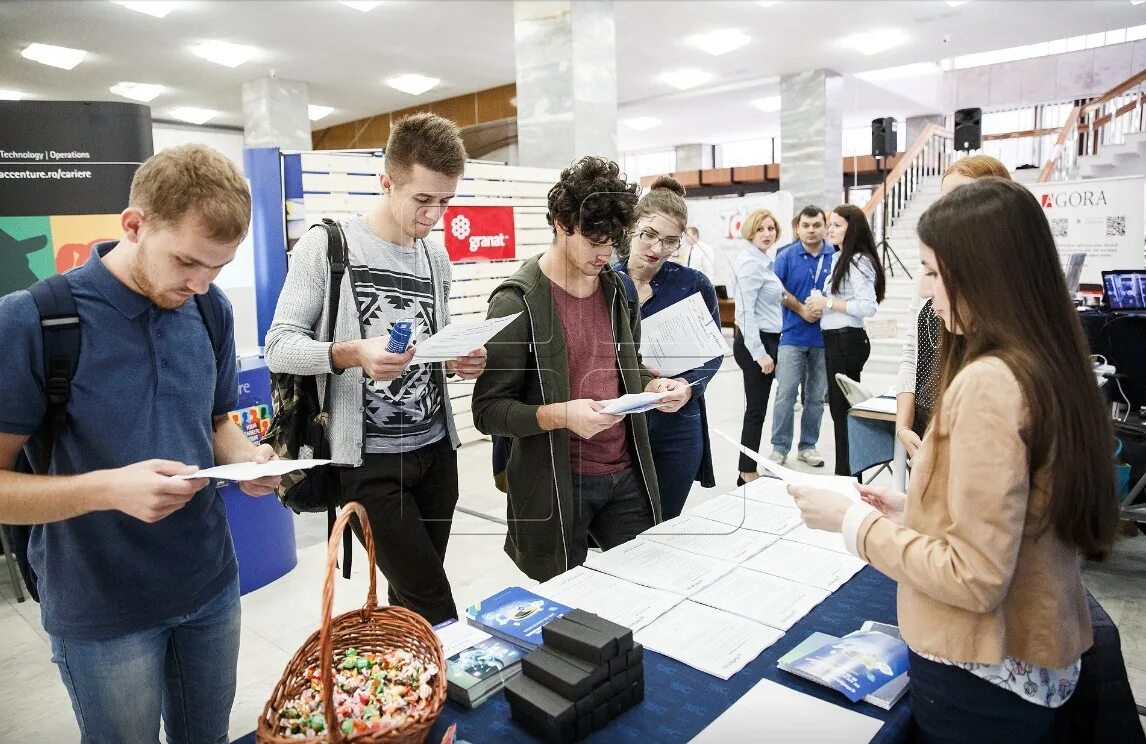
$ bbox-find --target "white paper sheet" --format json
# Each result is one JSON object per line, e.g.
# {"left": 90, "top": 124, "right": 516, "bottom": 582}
{"left": 536, "top": 566, "right": 683, "bottom": 632}
{"left": 689, "top": 679, "right": 883, "bottom": 743}
{"left": 175, "top": 458, "right": 330, "bottom": 482}
{"left": 639, "top": 514, "right": 779, "bottom": 564}
{"left": 783, "top": 523, "right": 853, "bottom": 555}
{"left": 737, "top": 476, "right": 799, "bottom": 508}
{"left": 638, "top": 292, "right": 731, "bottom": 377}
{"left": 411, "top": 312, "right": 521, "bottom": 362}
{"left": 713, "top": 429, "right": 860, "bottom": 499}
{"left": 742, "top": 540, "right": 867, "bottom": 592}
{"left": 634, "top": 600, "right": 784, "bottom": 680}
{"left": 687, "top": 494, "right": 803, "bottom": 535}
{"left": 583, "top": 539, "right": 736, "bottom": 596}
{"left": 598, "top": 380, "right": 699, "bottom": 415}
{"left": 852, "top": 395, "right": 898, "bottom": 416}
{"left": 433, "top": 619, "right": 492, "bottom": 658}
{"left": 691, "top": 567, "right": 830, "bottom": 631}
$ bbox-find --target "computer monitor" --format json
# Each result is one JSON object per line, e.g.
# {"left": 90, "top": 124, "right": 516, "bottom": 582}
{"left": 1064, "top": 253, "right": 1086, "bottom": 296}
{"left": 1102, "top": 270, "right": 1146, "bottom": 311}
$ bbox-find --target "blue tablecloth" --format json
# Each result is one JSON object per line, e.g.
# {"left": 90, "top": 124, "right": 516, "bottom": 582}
{"left": 234, "top": 567, "right": 907, "bottom": 744}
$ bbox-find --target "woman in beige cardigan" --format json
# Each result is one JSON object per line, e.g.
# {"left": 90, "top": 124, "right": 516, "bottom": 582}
{"left": 790, "top": 178, "right": 1119, "bottom": 743}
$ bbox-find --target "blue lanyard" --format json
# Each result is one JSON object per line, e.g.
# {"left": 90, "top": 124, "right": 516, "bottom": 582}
{"left": 809, "top": 254, "right": 826, "bottom": 291}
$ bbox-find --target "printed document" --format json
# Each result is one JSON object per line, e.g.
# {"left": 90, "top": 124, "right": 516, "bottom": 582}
{"left": 583, "top": 539, "right": 736, "bottom": 596}
{"left": 537, "top": 566, "right": 682, "bottom": 632}
{"left": 783, "top": 524, "right": 852, "bottom": 555}
{"left": 713, "top": 429, "right": 860, "bottom": 499}
{"left": 852, "top": 395, "right": 897, "bottom": 416}
{"left": 639, "top": 514, "right": 779, "bottom": 564}
{"left": 175, "top": 458, "right": 330, "bottom": 482}
{"left": 691, "top": 567, "right": 830, "bottom": 631}
{"left": 635, "top": 600, "right": 784, "bottom": 680}
{"left": 598, "top": 380, "right": 699, "bottom": 415}
{"left": 742, "top": 540, "right": 867, "bottom": 592}
{"left": 639, "top": 292, "right": 730, "bottom": 377}
{"left": 411, "top": 312, "right": 521, "bottom": 363}
{"left": 687, "top": 494, "right": 803, "bottom": 535}
{"left": 434, "top": 619, "right": 492, "bottom": 658}
{"left": 689, "top": 679, "right": 882, "bottom": 743}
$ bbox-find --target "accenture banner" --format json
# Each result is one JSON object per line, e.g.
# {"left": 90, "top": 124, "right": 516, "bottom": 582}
{"left": 444, "top": 206, "right": 516, "bottom": 262}
{"left": 0, "top": 101, "right": 152, "bottom": 296}
{"left": 1025, "top": 175, "right": 1144, "bottom": 284}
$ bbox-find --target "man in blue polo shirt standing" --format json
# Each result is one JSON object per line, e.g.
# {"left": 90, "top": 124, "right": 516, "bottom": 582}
{"left": 0, "top": 144, "right": 281, "bottom": 743}
{"left": 769, "top": 205, "right": 835, "bottom": 467}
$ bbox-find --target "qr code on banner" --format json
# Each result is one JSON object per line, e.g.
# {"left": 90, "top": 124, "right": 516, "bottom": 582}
{"left": 1050, "top": 218, "right": 1069, "bottom": 238}
{"left": 1106, "top": 215, "right": 1127, "bottom": 237}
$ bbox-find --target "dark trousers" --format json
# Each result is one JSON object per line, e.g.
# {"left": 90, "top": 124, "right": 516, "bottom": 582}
{"left": 338, "top": 437, "right": 459, "bottom": 625}
{"left": 647, "top": 404, "right": 703, "bottom": 519}
{"left": 824, "top": 327, "right": 871, "bottom": 476}
{"left": 567, "top": 468, "right": 655, "bottom": 568}
{"left": 909, "top": 651, "right": 1054, "bottom": 744}
{"left": 733, "top": 330, "right": 780, "bottom": 472}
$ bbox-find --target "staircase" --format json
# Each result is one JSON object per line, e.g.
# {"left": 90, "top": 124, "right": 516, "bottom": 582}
{"left": 1078, "top": 130, "right": 1146, "bottom": 179}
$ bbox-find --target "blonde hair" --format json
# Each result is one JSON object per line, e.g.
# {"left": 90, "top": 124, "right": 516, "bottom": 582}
{"left": 942, "top": 155, "right": 1010, "bottom": 182}
{"left": 741, "top": 209, "right": 781, "bottom": 242}
{"left": 385, "top": 112, "right": 466, "bottom": 183}
{"left": 129, "top": 144, "right": 250, "bottom": 244}
{"left": 635, "top": 175, "right": 688, "bottom": 231}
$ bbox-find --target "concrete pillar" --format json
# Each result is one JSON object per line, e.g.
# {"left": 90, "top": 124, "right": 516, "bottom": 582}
{"left": 241, "top": 76, "right": 311, "bottom": 150}
{"left": 675, "top": 143, "right": 720, "bottom": 171}
{"left": 779, "top": 69, "right": 843, "bottom": 211}
{"left": 513, "top": 0, "right": 618, "bottom": 168}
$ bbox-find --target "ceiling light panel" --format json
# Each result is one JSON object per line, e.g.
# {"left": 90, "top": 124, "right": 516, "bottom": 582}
{"left": 687, "top": 29, "right": 751, "bottom": 56}
{"left": 111, "top": 1, "right": 180, "bottom": 18}
{"left": 21, "top": 43, "right": 87, "bottom": 70}
{"left": 386, "top": 74, "right": 440, "bottom": 95}
{"left": 339, "top": 1, "right": 385, "bottom": 10}
{"left": 659, "top": 69, "right": 713, "bottom": 91}
{"left": 750, "top": 96, "right": 781, "bottom": 112}
{"left": 170, "top": 107, "right": 218, "bottom": 125}
{"left": 308, "top": 105, "right": 334, "bottom": 121}
{"left": 840, "top": 29, "right": 907, "bottom": 56}
{"left": 0, "top": 90, "right": 25, "bottom": 100}
{"left": 191, "top": 40, "right": 256, "bottom": 68}
{"left": 109, "top": 82, "right": 165, "bottom": 102}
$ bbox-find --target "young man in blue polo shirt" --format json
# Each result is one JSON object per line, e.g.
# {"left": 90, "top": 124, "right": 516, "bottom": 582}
{"left": 769, "top": 205, "right": 834, "bottom": 466}
{"left": 0, "top": 144, "right": 281, "bottom": 743}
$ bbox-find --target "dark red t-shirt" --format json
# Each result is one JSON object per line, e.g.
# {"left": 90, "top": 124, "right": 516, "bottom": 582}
{"left": 549, "top": 279, "right": 631, "bottom": 475}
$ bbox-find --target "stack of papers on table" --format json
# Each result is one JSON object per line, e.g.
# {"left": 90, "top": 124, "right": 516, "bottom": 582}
{"left": 637, "top": 514, "right": 778, "bottom": 564}
{"left": 536, "top": 566, "right": 682, "bottom": 632}
{"left": 582, "top": 539, "right": 735, "bottom": 596}
{"left": 634, "top": 601, "right": 784, "bottom": 681}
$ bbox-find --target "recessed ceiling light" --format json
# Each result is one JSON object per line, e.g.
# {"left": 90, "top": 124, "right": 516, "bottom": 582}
{"left": 308, "top": 105, "right": 334, "bottom": 122}
{"left": 621, "top": 117, "right": 662, "bottom": 131}
{"left": 191, "top": 40, "right": 256, "bottom": 68}
{"left": 687, "top": 29, "right": 751, "bottom": 56}
{"left": 338, "top": 1, "right": 385, "bottom": 10}
{"left": 0, "top": 89, "right": 25, "bottom": 100}
{"left": 1132, "top": 1, "right": 1145, "bottom": 5}
{"left": 841, "top": 28, "right": 907, "bottom": 56}
{"left": 750, "top": 96, "right": 781, "bottom": 113}
{"left": 170, "top": 107, "right": 218, "bottom": 125}
{"left": 386, "top": 74, "right": 440, "bottom": 96}
{"left": 21, "top": 43, "right": 87, "bottom": 70}
{"left": 111, "top": 1, "right": 180, "bottom": 18}
{"left": 109, "top": 82, "right": 165, "bottom": 102}
{"left": 944, "top": 0, "right": 972, "bottom": 6}
{"left": 756, "top": 1, "right": 781, "bottom": 6}
{"left": 659, "top": 69, "right": 713, "bottom": 91}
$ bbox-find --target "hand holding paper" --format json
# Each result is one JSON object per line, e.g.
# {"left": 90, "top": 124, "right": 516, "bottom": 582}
{"left": 599, "top": 380, "right": 698, "bottom": 415}
{"left": 412, "top": 313, "right": 521, "bottom": 363}
{"left": 174, "top": 458, "right": 330, "bottom": 483}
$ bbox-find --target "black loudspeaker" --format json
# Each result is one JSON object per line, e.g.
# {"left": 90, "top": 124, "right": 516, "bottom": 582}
{"left": 954, "top": 107, "right": 982, "bottom": 150}
{"left": 871, "top": 117, "right": 897, "bottom": 157}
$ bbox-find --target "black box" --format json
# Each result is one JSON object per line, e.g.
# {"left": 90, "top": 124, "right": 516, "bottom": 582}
{"left": 626, "top": 642, "right": 643, "bottom": 668}
{"left": 591, "top": 701, "right": 610, "bottom": 731}
{"left": 630, "top": 675, "right": 645, "bottom": 705}
{"left": 504, "top": 675, "right": 577, "bottom": 743}
{"left": 564, "top": 608, "right": 634, "bottom": 654}
{"left": 541, "top": 617, "right": 617, "bottom": 665}
{"left": 523, "top": 646, "right": 603, "bottom": 701}
{"left": 607, "top": 653, "right": 627, "bottom": 678}
{"left": 591, "top": 679, "right": 612, "bottom": 707}
{"left": 626, "top": 661, "right": 644, "bottom": 686}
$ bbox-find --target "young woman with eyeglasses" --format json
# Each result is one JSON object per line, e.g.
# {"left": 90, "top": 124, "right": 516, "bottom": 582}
{"left": 614, "top": 176, "right": 720, "bottom": 518}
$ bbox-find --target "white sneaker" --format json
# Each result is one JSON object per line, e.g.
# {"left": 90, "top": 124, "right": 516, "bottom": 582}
{"left": 798, "top": 448, "right": 825, "bottom": 467}
{"left": 768, "top": 450, "right": 787, "bottom": 465}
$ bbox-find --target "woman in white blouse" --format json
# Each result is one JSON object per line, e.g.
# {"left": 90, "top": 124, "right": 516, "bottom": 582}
{"left": 732, "top": 209, "right": 785, "bottom": 485}
{"left": 805, "top": 204, "right": 885, "bottom": 476}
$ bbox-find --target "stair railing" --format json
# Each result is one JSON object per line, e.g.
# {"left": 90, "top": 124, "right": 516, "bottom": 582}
{"left": 862, "top": 124, "right": 953, "bottom": 244}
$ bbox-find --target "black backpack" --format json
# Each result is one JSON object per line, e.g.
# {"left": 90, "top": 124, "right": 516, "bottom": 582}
{"left": 1, "top": 267, "right": 226, "bottom": 602}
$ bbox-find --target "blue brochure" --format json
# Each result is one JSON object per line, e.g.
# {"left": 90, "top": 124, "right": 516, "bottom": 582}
{"left": 464, "top": 586, "right": 573, "bottom": 649}
{"left": 784, "top": 630, "right": 909, "bottom": 703}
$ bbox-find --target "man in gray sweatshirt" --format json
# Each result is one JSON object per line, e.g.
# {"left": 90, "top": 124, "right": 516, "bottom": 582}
{"left": 265, "top": 113, "right": 486, "bottom": 624}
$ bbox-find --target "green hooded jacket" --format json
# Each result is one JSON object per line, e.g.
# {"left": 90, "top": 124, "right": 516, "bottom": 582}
{"left": 471, "top": 255, "right": 662, "bottom": 582}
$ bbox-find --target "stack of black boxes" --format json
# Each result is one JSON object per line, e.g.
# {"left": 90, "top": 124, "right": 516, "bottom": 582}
{"left": 503, "top": 609, "right": 645, "bottom": 742}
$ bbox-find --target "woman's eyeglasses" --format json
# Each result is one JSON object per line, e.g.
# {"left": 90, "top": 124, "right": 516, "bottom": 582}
{"left": 636, "top": 228, "right": 681, "bottom": 253}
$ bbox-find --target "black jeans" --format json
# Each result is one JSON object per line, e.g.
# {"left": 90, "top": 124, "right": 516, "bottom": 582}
{"left": 567, "top": 468, "right": 654, "bottom": 568}
{"left": 338, "top": 437, "right": 459, "bottom": 625}
{"left": 647, "top": 403, "right": 704, "bottom": 519}
{"left": 733, "top": 330, "right": 781, "bottom": 472}
{"left": 909, "top": 651, "right": 1054, "bottom": 744}
{"left": 823, "top": 327, "right": 871, "bottom": 476}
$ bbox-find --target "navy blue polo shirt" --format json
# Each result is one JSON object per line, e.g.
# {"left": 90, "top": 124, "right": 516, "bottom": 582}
{"left": 0, "top": 245, "right": 238, "bottom": 640}
{"left": 773, "top": 241, "right": 836, "bottom": 348}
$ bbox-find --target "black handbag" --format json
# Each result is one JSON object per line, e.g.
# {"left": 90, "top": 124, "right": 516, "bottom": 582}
{"left": 264, "top": 219, "right": 347, "bottom": 514}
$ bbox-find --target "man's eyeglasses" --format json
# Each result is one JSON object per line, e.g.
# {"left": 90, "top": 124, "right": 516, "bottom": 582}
{"left": 636, "top": 228, "right": 682, "bottom": 253}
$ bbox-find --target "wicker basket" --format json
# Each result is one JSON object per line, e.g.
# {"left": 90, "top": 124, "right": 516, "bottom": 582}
{"left": 256, "top": 502, "right": 447, "bottom": 743}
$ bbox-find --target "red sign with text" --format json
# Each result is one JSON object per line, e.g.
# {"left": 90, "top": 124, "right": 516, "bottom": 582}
{"left": 443, "top": 206, "right": 516, "bottom": 262}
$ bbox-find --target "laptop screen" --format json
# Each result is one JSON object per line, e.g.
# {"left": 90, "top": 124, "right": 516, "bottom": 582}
{"left": 1102, "top": 270, "right": 1146, "bottom": 310}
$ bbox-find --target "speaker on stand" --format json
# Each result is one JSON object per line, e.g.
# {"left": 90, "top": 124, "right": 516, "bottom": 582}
{"left": 870, "top": 117, "right": 911, "bottom": 279}
{"left": 954, "top": 107, "right": 983, "bottom": 151}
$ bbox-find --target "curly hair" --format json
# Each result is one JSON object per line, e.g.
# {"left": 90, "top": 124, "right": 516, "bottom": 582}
{"left": 546, "top": 156, "right": 640, "bottom": 250}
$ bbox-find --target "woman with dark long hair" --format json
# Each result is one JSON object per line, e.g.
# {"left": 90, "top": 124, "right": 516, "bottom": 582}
{"left": 789, "top": 178, "right": 1119, "bottom": 743}
{"left": 805, "top": 204, "right": 885, "bottom": 475}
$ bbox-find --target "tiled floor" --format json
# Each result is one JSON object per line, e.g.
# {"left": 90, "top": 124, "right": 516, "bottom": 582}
{"left": 1, "top": 355, "right": 1143, "bottom": 742}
